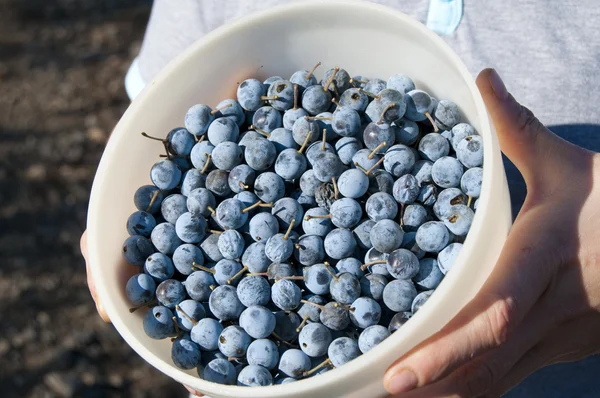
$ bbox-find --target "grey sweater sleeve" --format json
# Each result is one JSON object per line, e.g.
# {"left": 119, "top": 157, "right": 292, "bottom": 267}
{"left": 137, "top": 0, "right": 210, "bottom": 83}
{"left": 138, "top": 0, "right": 297, "bottom": 81}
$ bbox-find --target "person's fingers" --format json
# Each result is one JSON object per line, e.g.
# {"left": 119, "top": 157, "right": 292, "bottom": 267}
{"left": 476, "top": 68, "right": 553, "bottom": 181}
{"left": 94, "top": 301, "right": 110, "bottom": 323}
{"left": 81, "top": 230, "right": 111, "bottom": 323}
{"left": 484, "top": 312, "right": 600, "bottom": 398}
{"left": 82, "top": 231, "right": 97, "bottom": 299}
{"left": 387, "top": 291, "right": 565, "bottom": 398}
{"left": 476, "top": 68, "right": 587, "bottom": 191}
{"left": 87, "top": 265, "right": 110, "bottom": 323}
{"left": 383, "top": 70, "right": 598, "bottom": 396}
{"left": 383, "top": 208, "right": 561, "bottom": 395}
{"left": 80, "top": 230, "right": 89, "bottom": 261}
{"left": 183, "top": 384, "right": 204, "bottom": 396}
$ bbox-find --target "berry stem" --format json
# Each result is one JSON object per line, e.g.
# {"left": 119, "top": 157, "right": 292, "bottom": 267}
{"left": 400, "top": 203, "right": 405, "bottom": 227}
{"left": 246, "top": 272, "right": 269, "bottom": 277}
{"left": 249, "top": 125, "right": 271, "bottom": 138}
{"left": 246, "top": 272, "right": 268, "bottom": 277}
{"left": 200, "top": 153, "right": 212, "bottom": 174}
{"left": 206, "top": 206, "right": 216, "bottom": 216}
{"left": 141, "top": 132, "right": 171, "bottom": 159}
{"left": 365, "top": 157, "right": 385, "bottom": 176}
{"left": 271, "top": 332, "right": 298, "bottom": 347}
{"left": 207, "top": 229, "right": 222, "bottom": 235}
{"left": 424, "top": 111, "right": 439, "bottom": 132}
{"left": 321, "top": 128, "right": 327, "bottom": 151}
{"left": 209, "top": 284, "right": 216, "bottom": 291}
{"left": 145, "top": 189, "right": 161, "bottom": 212}
{"left": 292, "top": 84, "right": 299, "bottom": 110}
{"left": 261, "top": 95, "right": 279, "bottom": 101}
{"left": 360, "top": 260, "right": 387, "bottom": 271}
{"left": 303, "top": 358, "right": 332, "bottom": 377}
{"left": 175, "top": 305, "right": 198, "bottom": 326}
{"left": 242, "top": 200, "right": 264, "bottom": 213}
{"left": 128, "top": 301, "right": 155, "bottom": 313}
{"left": 334, "top": 303, "right": 355, "bottom": 312}
{"left": 305, "top": 61, "right": 322, "bottom": 80}
{"left": 467, "top": 196, "right": 473, "bottom": 208}
{"left": 353, "top": 162, "right": 369, "bottom": 173}
{"left": 227, "top": 266, "right": 248, "bottom": 284}
{"left": 304, "top": 214, "right": 332, "bottom": 221}
{"left": 323, "top": 66, "right": 340, "bottom": 92}
{"left": 210, "top": 102, "right": 232, "bottom": 115}
{"left": 331, "top": 176, "right": 339, "bottom": 200}
{"left": 296, "top": 315, "right": 310, "bottom": 333}
{"left": 300, "top": 299, "right": 324, "bottom": 310}
{"left": 331, "top": 97, "right": 340, "bottom": 106}
{"left": 192, "top": 262, "right": 216, "bottom": 274}
{"left": 297, "top": 131, "right": 312, "bottom": 154}
{"left": 306, "top": 116, "right": 333, "bottom": 121}
{"left": 368, "top": 142, "right": 387, "bottom": 159}
{"left": 238, "top": 181, "right": 249, "bottom": 189}
{"left": 358, "top": 88, "right": 379, "bottom": 99}
{"left": 141, "top": 132, "right": 167, "bottom": 143}
{"left": 282, "top": 219, "right": 296, "bottom": 240}
{"left": 276, "top": 275, "right": 305, "bottom": 282}
{"left": 325, "top": 263, "right": 338, "bottom": 281}
{"left": 350, "top": 78, "right": 368, "bottom": 84}
{"left": 377, "top": 103, "right": 398, "bottom": 125}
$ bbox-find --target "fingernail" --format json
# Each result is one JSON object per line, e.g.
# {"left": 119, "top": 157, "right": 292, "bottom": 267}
{"left": 184, "top": 385, "right": 203, "bottom": 396}
{"left": 489, "top": 69, "right": 508, "bottom": 100}
{"left": 97, "top": 302, "right": 110, "bottom": 323}
{"left": 387, "top": 369, "right": 418, "bottom": 394}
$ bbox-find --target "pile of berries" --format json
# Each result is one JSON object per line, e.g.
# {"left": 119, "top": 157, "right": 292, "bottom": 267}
{"left": 122, "top": 63, "right": 483, "bottom": 387}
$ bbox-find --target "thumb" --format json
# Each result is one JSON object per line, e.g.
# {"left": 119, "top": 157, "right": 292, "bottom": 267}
{"left": 476, "top": 68, "right": 560, "bottom": 187}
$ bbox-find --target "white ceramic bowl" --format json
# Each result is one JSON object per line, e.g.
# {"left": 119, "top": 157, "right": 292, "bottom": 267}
{"left": 87, "top": 2, "right": 512, "bottom": 397}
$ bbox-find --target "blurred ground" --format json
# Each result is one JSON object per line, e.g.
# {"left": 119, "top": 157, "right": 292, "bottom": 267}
{"left": 0, "top": 0, "right": 186, "bottom": 397}
{"left": 0, "top": 1, "right": 598, "bottom": 398}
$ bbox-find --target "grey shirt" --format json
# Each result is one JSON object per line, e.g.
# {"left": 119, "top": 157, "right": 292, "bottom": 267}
{"left": 137, "top": 0, "right": 600, "bottom": 213}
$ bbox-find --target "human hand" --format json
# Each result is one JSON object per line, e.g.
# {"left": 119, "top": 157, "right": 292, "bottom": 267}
{"left": 384, "top": 68, "right": 600, "bottom": 397}
{"left": 81, "top": 230, "right": 111, "bottom": 323}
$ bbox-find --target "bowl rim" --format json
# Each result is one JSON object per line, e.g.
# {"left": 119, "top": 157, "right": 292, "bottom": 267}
{"left": 88, "top": 0, "right": 497, "bottom": 396}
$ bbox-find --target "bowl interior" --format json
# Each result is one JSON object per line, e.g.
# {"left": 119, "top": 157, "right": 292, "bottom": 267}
{"left": 87, "top": 2, "right": 510, "bottom": 397}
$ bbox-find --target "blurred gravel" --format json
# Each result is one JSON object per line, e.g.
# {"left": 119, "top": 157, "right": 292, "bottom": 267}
{"left": 0, "top": 0, "right": 186, "bottom": 396}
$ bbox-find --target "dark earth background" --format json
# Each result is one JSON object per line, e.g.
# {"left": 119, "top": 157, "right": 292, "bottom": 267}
{"left": 0, "top": 0, "right": 598, "bottom": 397}
{"left": 0, "top": 0, "right": 187, "bottom": 397}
